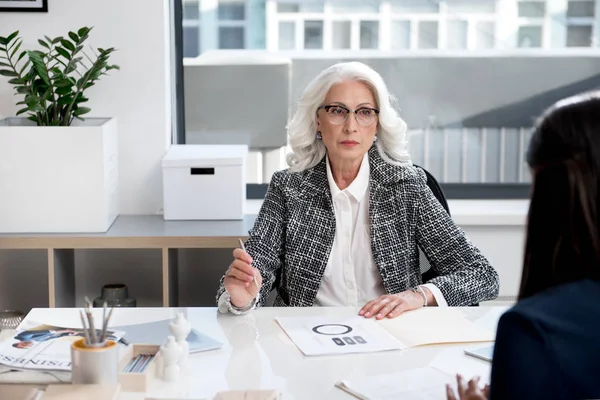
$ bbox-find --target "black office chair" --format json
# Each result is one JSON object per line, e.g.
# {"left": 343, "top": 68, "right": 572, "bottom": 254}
{"left": 415, "top": 164, "right": 479, "bottom": 306}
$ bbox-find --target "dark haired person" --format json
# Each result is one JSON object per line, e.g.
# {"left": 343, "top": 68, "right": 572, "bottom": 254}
{"left": 448, "top": 92, "right": 600, "bottom": 400}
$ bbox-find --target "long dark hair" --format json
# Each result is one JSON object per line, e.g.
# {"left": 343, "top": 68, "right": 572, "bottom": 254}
{"left": 519, "top": 92, "right": 600, "bottom": 300}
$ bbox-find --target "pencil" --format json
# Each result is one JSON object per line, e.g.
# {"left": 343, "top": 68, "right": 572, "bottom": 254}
{"left": 86, "top": 304, "right": 97, "bottom": 344}
{"left": 238, "top": 238, "right": 259, "bottom": 289}
{"left": 79, "top": 310, "right": 91, "bottom": 345}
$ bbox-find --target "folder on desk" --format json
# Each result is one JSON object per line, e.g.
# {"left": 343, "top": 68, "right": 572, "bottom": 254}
{"left": 377, "top": 308, "right": 495, "bottom": 347}
{"left": 112, "top": 319, "right": 223, "bottom": 353}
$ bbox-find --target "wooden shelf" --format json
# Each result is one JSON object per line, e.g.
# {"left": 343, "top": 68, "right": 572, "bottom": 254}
{"left": 0, "top": 215, "right": 256, "bottom": 308}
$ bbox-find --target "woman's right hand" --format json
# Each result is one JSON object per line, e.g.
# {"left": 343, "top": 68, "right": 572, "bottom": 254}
{"left": 224, "top": 248, "right": 263, "bottom": 308}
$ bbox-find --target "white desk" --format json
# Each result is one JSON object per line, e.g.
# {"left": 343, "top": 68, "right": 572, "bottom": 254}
{"left": 0, "top": 307, "right": 508, "bottom": 400}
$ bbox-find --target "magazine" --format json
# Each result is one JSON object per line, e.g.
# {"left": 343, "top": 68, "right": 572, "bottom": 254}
{"left": 0, "top": 320, "right": 125, "bottom": 372}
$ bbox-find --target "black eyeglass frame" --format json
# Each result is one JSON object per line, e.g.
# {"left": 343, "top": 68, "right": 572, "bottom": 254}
{"left": 318, "top": 104, "right": 380, "bottom": 126}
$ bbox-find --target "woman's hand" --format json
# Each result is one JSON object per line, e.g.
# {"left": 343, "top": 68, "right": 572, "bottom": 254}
{"left": 224, "top": 248, "right": 263, "bottom": 308}
{"left": 359, "top": 290, "right": 424, "bottom": 319}
{"left": 446, "top": 375, "right": 489, "bottom": 400}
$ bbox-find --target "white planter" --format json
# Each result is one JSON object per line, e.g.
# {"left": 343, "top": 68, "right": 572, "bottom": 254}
{"left": 0, "top": 117, "right": 119, "bottom": 233}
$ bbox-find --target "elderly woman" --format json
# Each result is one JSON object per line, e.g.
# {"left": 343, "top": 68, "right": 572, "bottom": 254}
{"left": 216, "top": 61, "right": 499, "bottom": 318}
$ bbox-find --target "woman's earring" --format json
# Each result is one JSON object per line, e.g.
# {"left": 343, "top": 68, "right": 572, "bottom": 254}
{"left": 373, "top": 135, "right": 378, "bottom": 143}
{"left": 316, "top": 132, "right": 322, "bottom": 140}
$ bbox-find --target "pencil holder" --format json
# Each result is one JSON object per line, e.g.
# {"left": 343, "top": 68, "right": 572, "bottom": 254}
{"left": 71, "top": 338, "right": 119, "bottom": 384}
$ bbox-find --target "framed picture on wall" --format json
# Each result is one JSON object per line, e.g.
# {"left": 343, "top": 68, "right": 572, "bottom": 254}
{"left": 0, "top": 0, "right": 48, "bottom": 12}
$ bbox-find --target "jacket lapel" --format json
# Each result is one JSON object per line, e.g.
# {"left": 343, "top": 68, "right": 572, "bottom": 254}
{"left": 368, "top": 146, "right": 412, "bottom": 293}
{"left": 291, "top": 158, "right": 336, "bottom": 306}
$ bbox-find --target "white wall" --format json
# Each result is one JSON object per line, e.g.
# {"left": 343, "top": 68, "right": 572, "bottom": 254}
{"left": 0, "top": 0, "right": 172, "bottom": 215}
{"left": 0, "top": 0, "right": 176, "bottom": 311}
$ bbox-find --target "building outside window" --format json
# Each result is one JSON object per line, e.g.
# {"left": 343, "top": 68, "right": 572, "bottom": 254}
{"left": 180, "top": 0, "right": 600, "bottom": 191}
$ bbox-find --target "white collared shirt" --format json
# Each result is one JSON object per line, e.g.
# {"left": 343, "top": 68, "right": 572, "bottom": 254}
{"left": 314, "top": 153, "right": 448, "bottom": 307}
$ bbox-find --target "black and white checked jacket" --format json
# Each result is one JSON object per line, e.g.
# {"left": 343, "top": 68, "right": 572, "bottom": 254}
{"left": 216, "top": 146, "right": 500, "bottom": 308}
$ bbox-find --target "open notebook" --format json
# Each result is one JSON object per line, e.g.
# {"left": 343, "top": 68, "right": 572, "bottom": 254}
{"left": 377, "top": 308, "right": 496, "bottom": 347}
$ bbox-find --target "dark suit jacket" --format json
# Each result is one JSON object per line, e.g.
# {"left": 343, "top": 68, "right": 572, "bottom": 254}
{"left": 490, "top": 279, "right": 600, "bottom": 400}
{"left": 216, "top": 146, "right": 499, "bottom": 307}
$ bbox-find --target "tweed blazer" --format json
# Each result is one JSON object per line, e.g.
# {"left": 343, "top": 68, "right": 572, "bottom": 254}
{"left": 216, "top": 146, "right": 499, "bottom": 307}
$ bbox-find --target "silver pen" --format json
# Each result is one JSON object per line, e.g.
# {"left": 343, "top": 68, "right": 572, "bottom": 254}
{"left": 238, "top": 238, "right": 259, "bottom": 289}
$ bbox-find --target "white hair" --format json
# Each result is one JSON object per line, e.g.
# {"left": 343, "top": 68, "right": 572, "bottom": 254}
{"left": 286, "top": 61, "right": 411, "bottom": 172}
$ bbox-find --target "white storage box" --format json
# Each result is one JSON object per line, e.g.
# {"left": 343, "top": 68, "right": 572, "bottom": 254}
{"left": 0, "top": 117, "right": 119, "bottom": 233}
{"left": 162, "top": 145, "right": 247, "bottom": 220}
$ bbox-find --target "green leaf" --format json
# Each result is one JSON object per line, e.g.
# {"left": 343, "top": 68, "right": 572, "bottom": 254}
{"left": 0, "top": 61, "right": 9, "bottom": 67}
{"left": 54, "top": 79, "right": 72, "bottom": 87}
{"left": 16, "top": 107, "right": 29, "bottom": 116}
{"left": 0, "top": 70, "right": 18, "bottom": 77}
{"left": 78, "top": 27, "right": 91, "bottom": 37}
{"left": 57, "top": 96, "right": 73, "bottom": 105}
{"left": 68, "top": 31, "right": 79, "bottom": 43}
{"left": 16, "top": 100, "right": 26, "bottom": 105}
{"left": 10, "top": 40, "right": 22, "bottom": 59}
{"left": 73, "top": 107, "right": 91, "bottom": 116}
{"left": 60, "top": 39, "right": 75, "bottom": 52}
{"left": 17, "top": 50, "right": 27, "bottom": 62}
{"left": 75, "top": 94, "right": 88, "bottom": 103}
{"left": 55, "top": 47, "right": 70, "bottom": 59}
{"left": 8, "top": 77, "right": 22, "bottom": 84}
{"left": 84, "top": 82, "right": 95, "bottom": 89}
{"left": 0, "top": 37, "right": 6, "bottom": 46}
{"left": 6, "top": 31, "right": 19, "bottom": 44}
{"left": 38, "top": 39, "right": 50, "bottom": 49}
{"left": 16, "top": 86, "right": 29, "bottom": 94}
{"left": 56, "top": 86, "right": 73, "bottom": 95}
{"left": 107, "top": 65, "right": 120, "bottom": 71}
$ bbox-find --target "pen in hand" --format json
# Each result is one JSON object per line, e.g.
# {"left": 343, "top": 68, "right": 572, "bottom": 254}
{"left": 238, "top": 238, "right": 259, "bottom": 289}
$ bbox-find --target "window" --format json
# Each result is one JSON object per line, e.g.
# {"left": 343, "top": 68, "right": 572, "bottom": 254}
{"left": 567, "top": 0, "right": 595, "bottom": 17}
{"left": 418, "top": 21, "right": 439, "bottom": 49}
{"left": 565, "top": 1, "right": 596, "bottom": 47}
{"left": 567, "top": 25, "right": 593, "bottom": 46}
{"left": 518, "top": 1, "right": 546, "bottom": 17}
{"left": 304, "top": 20, "right": 324, "bottom": 49}
{"left": 278, "top": 21, "right": 295, "bottom": 49}
{"left": 518, "top": 26, "right": 542, "bottom": 47}
{"left": 446, "top": 20, "right": 467, "bottom": 49}
{"left": 360, "top": 21, "right": 379, "bottom": 49}
{"left": 332, "top": 21, "right": 351, "bottom": 49}
{"left": 390, "top": 21, "right": 410, "bottom": 49}
{"left": 176, "top": 0, "right": 600, "bottom": 200}
{"left": 182, "top": 1, "right": 200, "bottom": 57}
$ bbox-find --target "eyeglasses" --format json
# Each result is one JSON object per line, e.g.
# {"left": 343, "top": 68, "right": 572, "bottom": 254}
{"left": 318, "top": 105, "right": 380, "bottom": 127}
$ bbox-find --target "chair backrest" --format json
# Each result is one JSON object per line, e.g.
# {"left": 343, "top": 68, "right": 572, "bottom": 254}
{"left": 414, "top": 165, "right": 448, "bottom": 281}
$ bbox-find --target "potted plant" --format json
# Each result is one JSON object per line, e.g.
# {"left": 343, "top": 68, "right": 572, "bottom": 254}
{"left": 0, "top": 27, "right": 121, "bottom": 233}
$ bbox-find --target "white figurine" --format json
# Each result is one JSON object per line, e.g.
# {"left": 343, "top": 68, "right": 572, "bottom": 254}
{"left": 169, "top": 312, "right": 191, "bottom": 368}
{"left": 160, "top": 335, "right": 182, "bottom": 382}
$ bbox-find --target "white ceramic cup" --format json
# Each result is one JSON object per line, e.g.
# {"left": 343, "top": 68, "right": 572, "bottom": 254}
{"left": 71, "top": 338, "right": 119, "bottom": 384}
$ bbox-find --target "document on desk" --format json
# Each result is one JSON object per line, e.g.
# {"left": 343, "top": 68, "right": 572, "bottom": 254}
{"left": 0, "top": 320, "right": 125, "bottom": 372}
{"left": 377, "top": 308, "right": 495, "bottom": 347}
{"left": 335, "top": 367, "right": 455, "bottom": 400}
{"left": 275, "top": 316, "right": 404, "bottom": 356}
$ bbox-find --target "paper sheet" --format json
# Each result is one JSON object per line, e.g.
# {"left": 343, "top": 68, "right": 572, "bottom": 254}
{"left": 336, "top": 367, "right": 455, "bottom": 400}
{"left": 275, "top": 316, "right": 404, "bottom": 356}
{"left": 429, "top": 347, "right": 492, "bottom": 385}
{"left": 377, "top": 308, "right": 495, "bottom": 347}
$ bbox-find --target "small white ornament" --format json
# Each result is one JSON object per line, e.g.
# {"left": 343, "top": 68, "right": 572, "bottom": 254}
{"left": 169, "top": 312, "right": 191, "bottom": 368}
{"left": 160, "top": 335, "right": 182, "bottom": 382}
